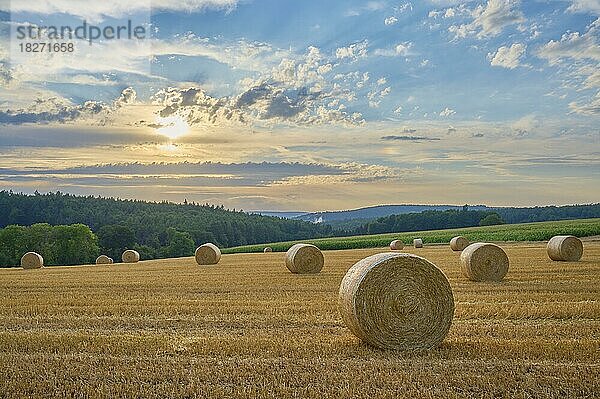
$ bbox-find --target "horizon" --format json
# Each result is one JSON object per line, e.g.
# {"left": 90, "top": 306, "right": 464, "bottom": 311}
{"left": 2, "top": 190, "right": 598, "bottom": 214}
{"left": 1, "top": 1, "right": 599, "bottom": 210}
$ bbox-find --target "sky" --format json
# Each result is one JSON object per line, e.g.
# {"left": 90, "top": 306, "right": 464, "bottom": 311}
{"left": 0, "top": 0, "right": 598, "bottom": 211}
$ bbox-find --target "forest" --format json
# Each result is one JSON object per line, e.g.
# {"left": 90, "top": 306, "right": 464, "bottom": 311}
{"left": 351, "top": 208, "right": 505, "bottom": 236}
{"left": 0, "top": 191, "right": 332, "bottom": 266}
{"left": 0, "top": 191, "right": 598, "bottom": 267}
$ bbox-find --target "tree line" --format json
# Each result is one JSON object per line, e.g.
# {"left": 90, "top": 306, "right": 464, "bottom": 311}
{"left": 350, "top": 208, "right": 505, "bottom": 236}
{"left": 0, "top": 191, "right": 334, "bottom": 266}
{"left": 0, "top": 223, "right": 99, "bottom": 267}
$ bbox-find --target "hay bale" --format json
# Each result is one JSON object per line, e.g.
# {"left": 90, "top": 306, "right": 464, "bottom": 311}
{"left": 195, "top": 243, "right": 221, "bottom": 265}
{"left": 389, "top": 240, "right": 404, "bottom": 250}
{"left": 122, "top": 250, "right": 140, "bottom": 263}
{"left": 285, "top": 244, "right": 324, "bottom": 274}
{"left": 264, "top": 247, "right": 273, "bottom": 253}
{"left": 460, "top": 243, "right": 509, "bottom": 282}
{"left": 21, "top": 252, "right": 43, "bottom": 269}
{"left": 450, "top": 236, "right": 470, "bottom": 251}
{"left": 547, "top": 235, "right": 583, "bottom": 262}
{"left": 413, "top": 238, "right": 423, "bottom": 248}
{"left": 96, "top": 255, "right": 113, "bottom": 265}
{"left": 339, "top": 252, "right": 454, "bottom": 350}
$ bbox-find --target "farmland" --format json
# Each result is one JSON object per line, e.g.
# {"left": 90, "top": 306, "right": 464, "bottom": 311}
{"left": 224, "top": 218, "right": 600, "bottom": 253}
{"left": 0, "top": 241, "right": 598, "bottom": 398}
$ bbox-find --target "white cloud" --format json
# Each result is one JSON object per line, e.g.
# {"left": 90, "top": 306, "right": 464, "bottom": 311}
{"left": 567, "top": 0, "right": 600, "bottom": 15}
{"left": 0, "top": 88, "right": 136, "bottom": 125}
{"left": 537, "top": 23, "right": 600, "bottom": 64}
{"left": 439, "top": 107, "right": 456, "bottom": 117}
{"left": 385, "top": 16, "right": 399, "bottom": 25}
{"left": 8, "top": 0, "right": 239, "bottom": 21}
{"left": 488, "top": 43, "right": 526, "bottom": 69}
{"left": 537, "top": 19, "right": 600, "bottom": 116}
{"left": 569, "top": 92, "right": 600, "bottom": 115}
{"left": 449, "top": 0, "right": 526, "bottom": 39}
{"left": 374, "top": 42, "right": 414, "bottom": 57}
{"left": 335, "top": 40, "right": 369, "bottom": 61}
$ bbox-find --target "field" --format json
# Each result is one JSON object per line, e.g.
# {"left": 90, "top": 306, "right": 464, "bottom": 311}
{"left": 224, "top": 218, "right": 600, "bottom": 253}
{"left": 0, "top": 241, "right": 599, "bottom": 398}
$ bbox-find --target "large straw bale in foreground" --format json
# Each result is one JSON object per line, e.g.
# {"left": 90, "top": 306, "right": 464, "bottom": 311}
{"left": 339, "top": 252, "right": 454, "bottom": 350}
{"left": 285, "top": 244, "right": 324, "bottom": 274}
{"left": 460, "top": 243, "right": 509, "bottom": 282}
{"left": 389, "top": 240, "right": 404, "bottom": 250}
{"left": 21, "top": 252, "right": 44, "bottom": 269}
{"left": 122, "top": 250, "right": 140, "bottom": 263}
{"left": 195, "top": 243, "right": 221, "bottom": 265}
{"left": 450, "top": 236, "right": 470, "bottom": 251}
{"left": 547, "top": 235, "right": 583, "bottom": 262}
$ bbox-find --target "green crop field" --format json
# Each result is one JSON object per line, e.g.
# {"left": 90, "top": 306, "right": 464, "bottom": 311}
{"left": 223, "top": 218, "right": 600, "bottom": 253}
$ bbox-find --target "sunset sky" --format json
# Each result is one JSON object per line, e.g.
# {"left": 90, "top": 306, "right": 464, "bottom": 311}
{"left": 0, "top": 0, "right": 598, "bottom": 211}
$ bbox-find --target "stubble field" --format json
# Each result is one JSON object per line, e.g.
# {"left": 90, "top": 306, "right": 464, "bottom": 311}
{"left": 0, "top": 241, "right": 598, "bottom": 398}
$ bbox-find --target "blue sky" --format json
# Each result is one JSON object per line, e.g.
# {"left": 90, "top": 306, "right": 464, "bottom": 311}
{"left": 0, "top": 0, "right": 598, "bottom": 211}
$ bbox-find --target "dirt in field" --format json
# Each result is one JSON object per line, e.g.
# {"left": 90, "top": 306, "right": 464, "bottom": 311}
{"left": 0, "top": 244, "right": 598, "bottom": 398}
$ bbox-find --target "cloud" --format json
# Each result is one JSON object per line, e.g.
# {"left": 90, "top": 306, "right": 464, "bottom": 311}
{"left": 0, "top": 88, "right": 138, "bottom": 125}
{"left": 335, "top": 40, "right": 369, "bottom": 61}
{"left": 569, "top": 93, "right": 600, "bottom": 115}
{"left": 381, "top": 135, "right": 441, "bottom": 141}
{"left": 439, "top": 107, "right": 456, "bottom": 117}
{"left": 537, "top": 23, "right": 600, "bottom": 64}
{"left": 8, "top": 0, "right": 239, "bottom": 21}
{"left": 385, "top": 16, "right": 399, "bottom": 25}
{"left": 537, "top": 19, "right": 600, "bottom": 115}
{"left": 154, "top": 80, "right": 364, "bottom": 128}
{"left": 567, "top": 0, "right": 600, "bottom": 15}
{"left": 488, "top": 43, "right": 526, "bottom": 69}
{"left": 374, "top": 42, "right": 414, "bottom": 57}
{"left": 449, "top": 0, "right": 526, "bottom": 39}
{"left": 0, "top": 160, "right": 401, "bottom": 191}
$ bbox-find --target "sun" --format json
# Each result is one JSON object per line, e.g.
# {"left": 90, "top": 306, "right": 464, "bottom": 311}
{"left": 155, "top": 116, "right": 190, "bottom": 139}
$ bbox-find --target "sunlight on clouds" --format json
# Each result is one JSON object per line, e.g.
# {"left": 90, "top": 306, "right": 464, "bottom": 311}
{"left": 155, "top": 115, "right": 190, "bottom": 139}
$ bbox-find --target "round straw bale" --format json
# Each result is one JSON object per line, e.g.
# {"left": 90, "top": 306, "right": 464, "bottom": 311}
{"left": 339, "top": 252, "right": 454, "bottom": 350}
{"left": 460, "top": 243, "right": 509, "bottom": 282}
{"left": 285, "top": 244, "right": 324, "bottom": 274}
{"left": 390, "top": 240, "right": 404, "bottom": 250}
{"left": 21, "top": 252, "right": 43, "bottom": 269}
{"left": 413, "top": 238, "right": 423, "bottom": 248}
{"left": 96, "top": 255, "right": 113, "bottom": 265}
{"left": 195, "top": 243, "right": 221, "bottom": 265}
{"left": 450, "top": 236, "right": 470, "bottom": 251}
{"left": 547, "top": 235, "right": 583, "bottom": 262}
{"left": 122, "top": 250, "right": 140, "bottom": 263}
{"left": 264, "top": 247, "right": 273, "bottom": 253}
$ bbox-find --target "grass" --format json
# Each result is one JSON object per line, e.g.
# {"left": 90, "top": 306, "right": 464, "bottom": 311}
{"left": 224, "top": 218, "right": 600, "bottom": 253}
{"left": 0, "top": 242, "right": 598, "bottom": 398}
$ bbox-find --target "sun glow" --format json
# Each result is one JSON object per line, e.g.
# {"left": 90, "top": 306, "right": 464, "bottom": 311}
{"left": 155, "top": 116, "right": 190, "bottom": 139}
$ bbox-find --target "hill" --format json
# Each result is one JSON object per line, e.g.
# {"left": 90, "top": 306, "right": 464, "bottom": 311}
{"left": 284, "top": 203, "right": 600, "bottom": 230}
{"left": 291, "top": 204, "right": 487, "bottom": 224}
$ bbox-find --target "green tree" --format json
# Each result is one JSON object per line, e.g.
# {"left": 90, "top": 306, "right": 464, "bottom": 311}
{"left": 97, "top": 225, "right": 136, "bottom": 260}
{"left": 161, "top": 228, "right": 195, "bottom": 258}
{"left": 479, "top": 213, "right": 505, "bottom": 226}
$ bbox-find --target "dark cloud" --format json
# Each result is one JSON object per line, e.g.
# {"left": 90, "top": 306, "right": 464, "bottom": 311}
{"left": 381, "top": 135, "right": 440, "bottom": 141}
{"left": 0, "top": 162, "right": 349, "bottom": 188}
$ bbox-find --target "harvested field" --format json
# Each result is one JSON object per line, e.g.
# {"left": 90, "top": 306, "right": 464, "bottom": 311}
{"left": 0, "top": 242, "right": 598, "bottom": 398}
